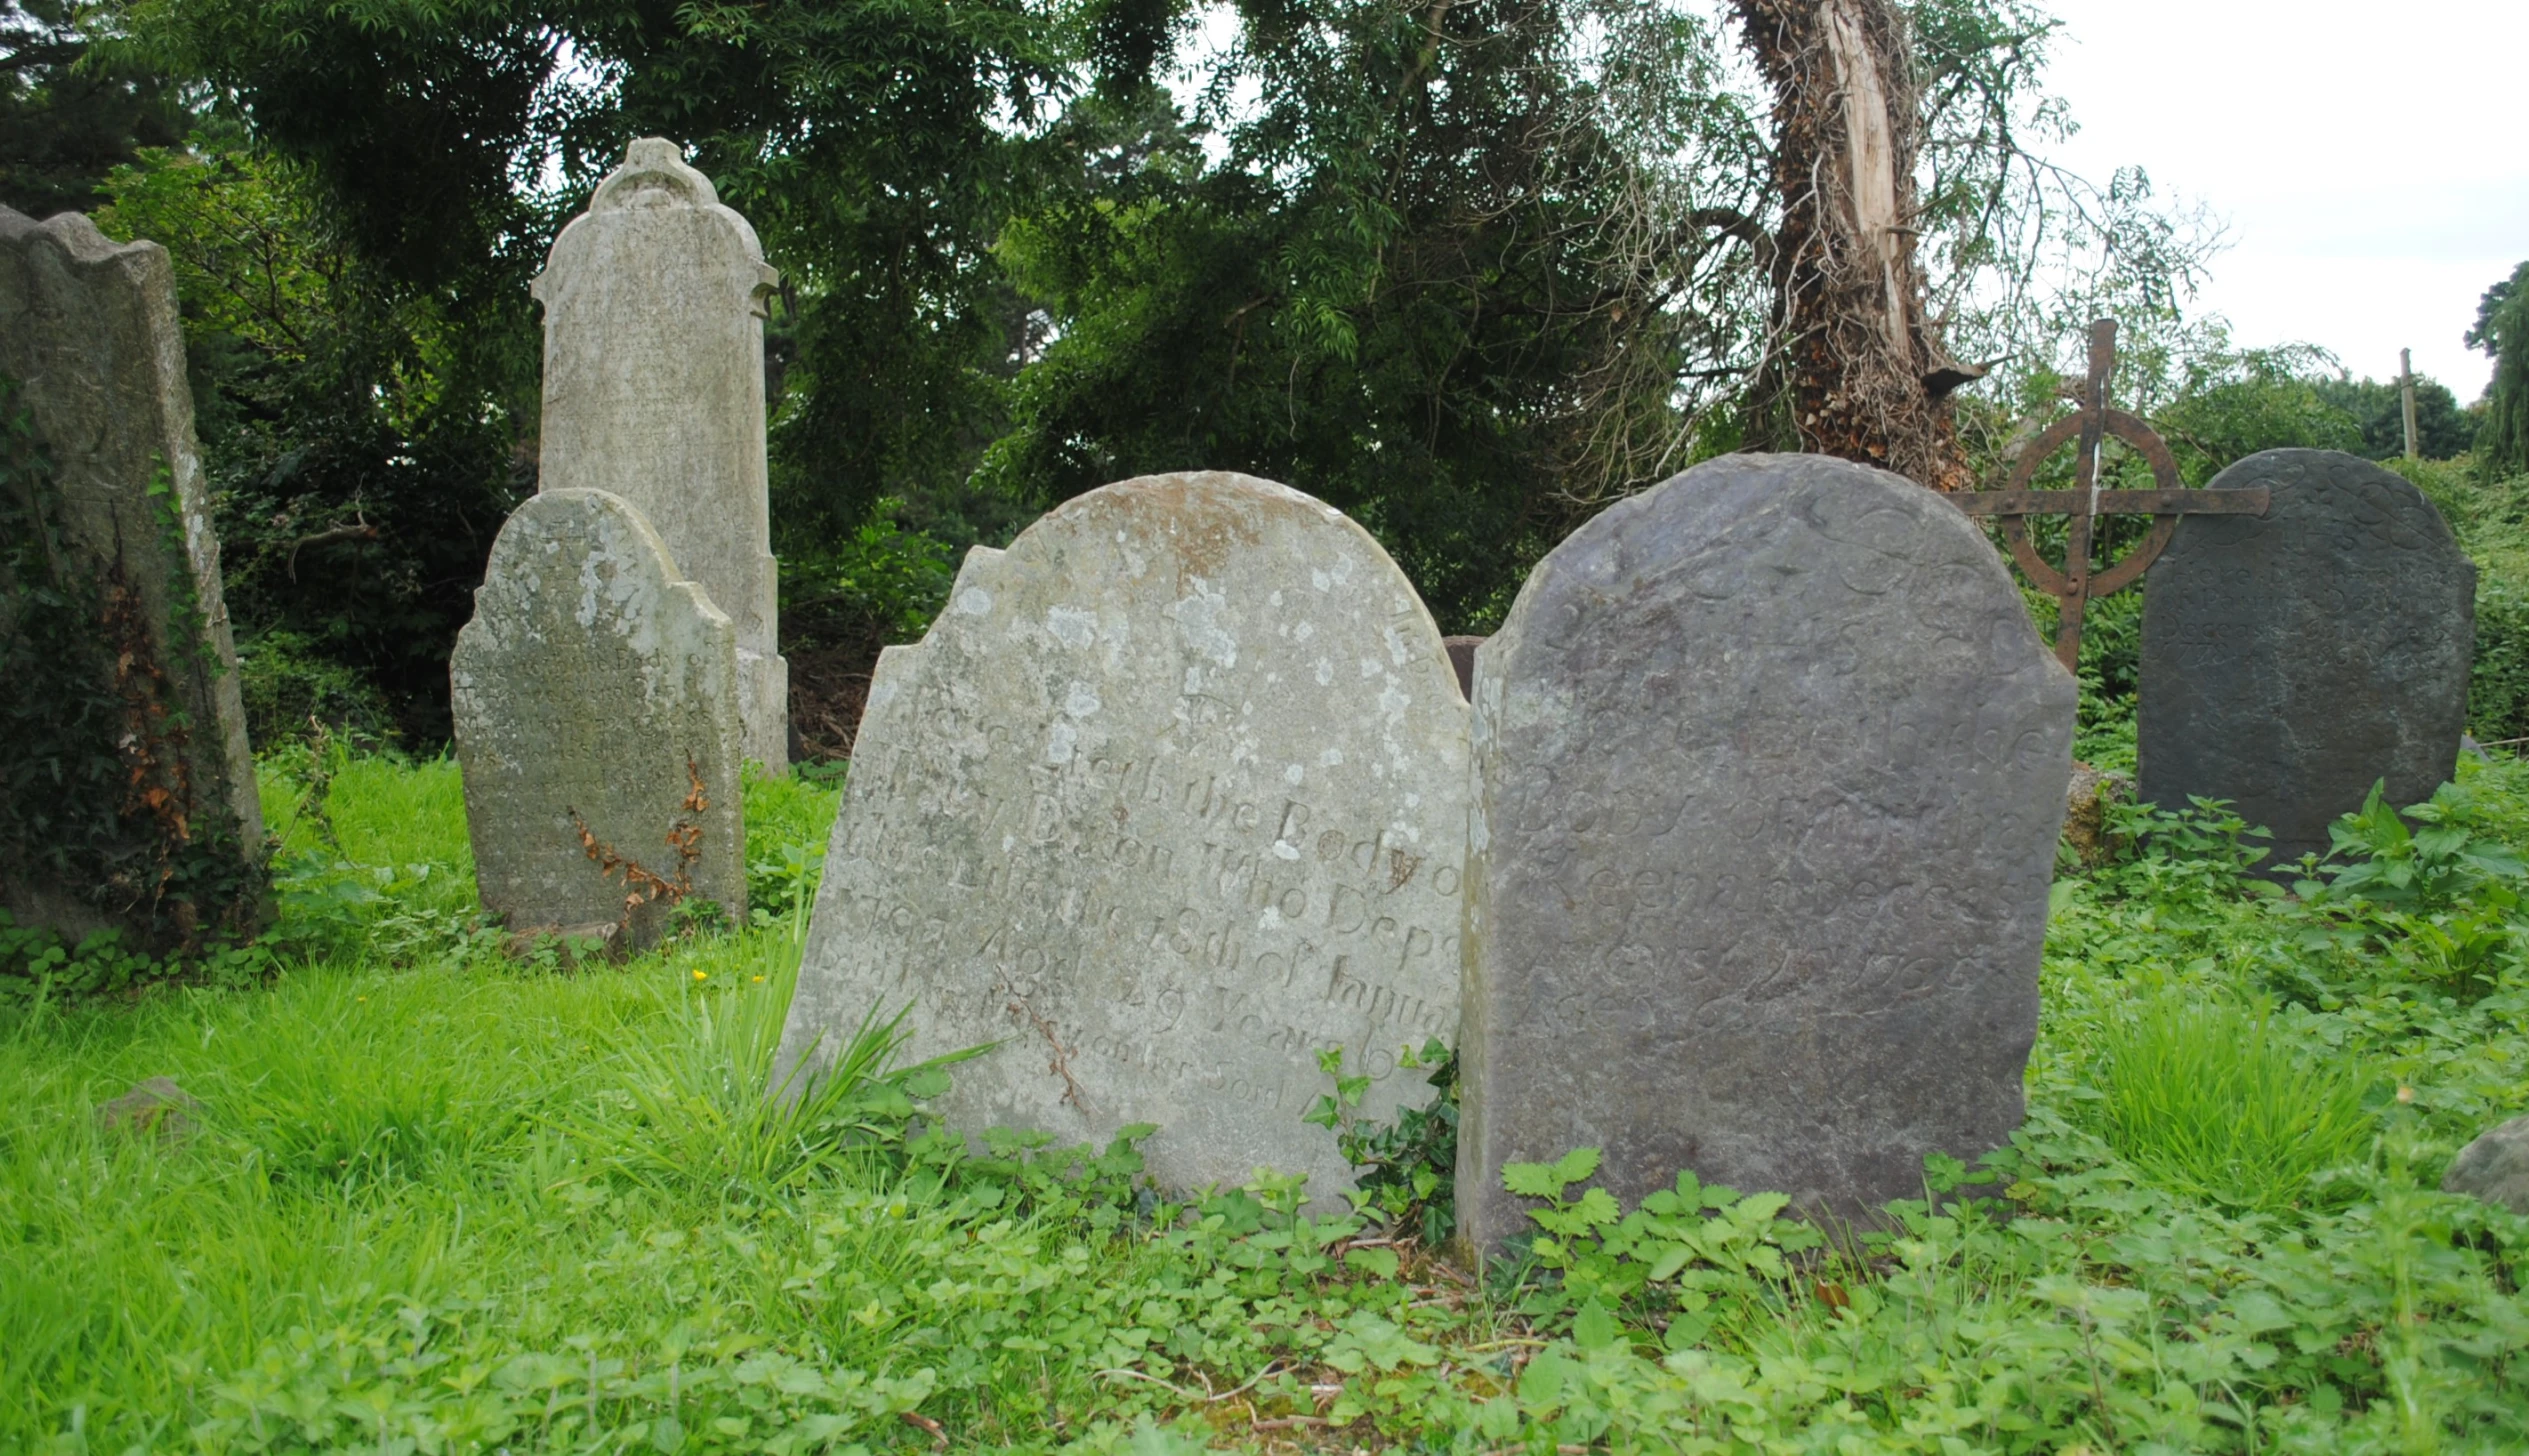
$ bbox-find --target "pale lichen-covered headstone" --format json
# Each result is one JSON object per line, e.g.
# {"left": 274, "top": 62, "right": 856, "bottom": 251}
{"left": 1457, "top": 454, "right": 2075, "bottom": 1249}
{"left": 533, "top": 139, "right": 788, "bottom": 767}
{"left": 2140, "top": 449, "right": 2473, "bottom": 870}
{"left": 451, "top": 489, "right": 744, "bottom": 949}
{"left": 0, "top": 207, "right": 265, "bottom": 948}
{"left": 775, "top": 472, "right": 1468, "bottom": 1205}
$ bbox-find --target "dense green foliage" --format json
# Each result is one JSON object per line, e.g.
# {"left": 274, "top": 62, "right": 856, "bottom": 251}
{"left": 92, "top": 135, "right": 526, "bottom": 744}
{"left": 2378, "top": 457, "right": 2529, "bottom": 745}
{"left": 46, "top": 0, "right": 2232, "bottom": 723}
{"left": 4, "top": 751, "right": 2527, "bottom": 1451}
{"left": 2310, "top": 372, "right": 2474, "bottom": 462}
{"left": 100, "top": 0, "right": 1072, "bottom": 739}
{"left": 2472, "top": 261, "right": 2529, "bottom": 477}
{"left": 0, "top": 0, "right": 187, "bottom": 216}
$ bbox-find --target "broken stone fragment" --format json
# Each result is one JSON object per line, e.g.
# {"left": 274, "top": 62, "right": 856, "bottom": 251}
{"left": 97, "top": 1076, "right": 201, "bottom": 1140}
{"left": 2443, "top": 1113, "right": 2529, "bottom": 1215}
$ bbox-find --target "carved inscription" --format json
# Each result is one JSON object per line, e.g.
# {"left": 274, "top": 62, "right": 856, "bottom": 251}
{"left": 2140, "top": 449, "right": 2472, "bottom": 869}
{"left": 776, "top": 472, "right": 1468, "bottom": 1207}
{"left": 1458, "top": 454, "right": 2075, "bottom": 1249}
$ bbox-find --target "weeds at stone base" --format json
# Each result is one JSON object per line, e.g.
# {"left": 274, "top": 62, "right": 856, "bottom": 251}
{"left": 0, "top": 754, "right": 2524, "bottom": 1452}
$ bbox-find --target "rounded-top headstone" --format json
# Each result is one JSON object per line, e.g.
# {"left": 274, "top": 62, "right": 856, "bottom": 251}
{"left": 775, "top": 471, "right": 1468, "bottom": 1206}
{"left": 2140, "top": 449, "right": 2474, "bottom": 870}
{"left": 1458, "top": 453, "right": 2076, "bottom": 1250}
{"left": 451, "top": 488, "right": 746, "bottom": 948}
{"left": 532, "top": 138, "right": 788, "bottom": 767}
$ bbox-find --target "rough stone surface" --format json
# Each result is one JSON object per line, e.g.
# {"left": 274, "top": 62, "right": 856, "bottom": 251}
{"left": 452, "top": 489, "right": 745, "bottom": 949}
{"left": 2140, "top": 449, "right": 2474, "bottom": 871}
{"left": 2063, "top": 762, "right": 2132, "bottom": 867}
{"left": 533, "top": 139, "right": 788, "bottom": 766}
{"left": 0, "top": 207, "right": 263, "bottom": 944}
{"left": 97, "top": 1076, "right": 201, "bottom": 1140}
{"left": 2443, "top": 1114, "right": 2529, "bottom": 1214}
{"left": 1457, "top": 454, "right": 2075, "bottom": 1250}
{"left": 776, "top": 472, "right": 1468, "bottom": 1207}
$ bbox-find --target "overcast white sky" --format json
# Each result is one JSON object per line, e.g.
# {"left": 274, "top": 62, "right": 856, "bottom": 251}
{"left": 2039, "top": 0, "right": 2528, "bottom": 398}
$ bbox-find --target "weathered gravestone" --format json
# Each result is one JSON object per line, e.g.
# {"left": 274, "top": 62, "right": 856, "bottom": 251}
{"left": 533, "top": 138, "right": 789, "bottom": 767}
{"left": 451, "top": 489, "right": 745, "bottom": 949}
{"left": 775, "top": 472, "right": 1468, "bottom": 1205}
{"left": 1457, "top": 454, "right": 2076, "bottom": 1250}
{"left": 2140, "top": 449, "right": 2473, "bottom": 870}
{"left": 0, "top": 207, "right": 265, "bottom": 947}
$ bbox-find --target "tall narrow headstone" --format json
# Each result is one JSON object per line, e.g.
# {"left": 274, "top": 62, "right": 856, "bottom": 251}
{"left": 776, "top": 472, "right": 1468, "bottom": 1206}
{"left": 1457, "top": 454, "right": 2075, "bottom": 1250}
{"left": 451, "top": 489, "right": 745, "bottom": 949}
{"left": 2140, "top": 449, "right": 2474, "bottom": 869}
{"left": 533, "top": 139, "right": 788, "bottom": 766}
{"left": 0, "top": 208, "right": 265, "bottom": 947}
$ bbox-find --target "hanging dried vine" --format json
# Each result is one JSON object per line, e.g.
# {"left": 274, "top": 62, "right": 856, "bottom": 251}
{"left": 567, "top": 759, "right": 711, "bottom": 932}
{"left": 1, "top": 376, "right": 265, "bottom": 957}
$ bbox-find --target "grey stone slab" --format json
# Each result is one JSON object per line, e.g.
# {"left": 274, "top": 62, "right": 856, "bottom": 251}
{"left": 451, "top": 489, "right": 745, "bottom": 949}
{"left": 533, "top": 139, "right": 789, "bottom": 767}
{"left": 2443, "top": 1112, "right": 2529, "bottom": 1215}
{"left": 2139, "top": 449, "right": 2474, "bottom": 871}
{"left": 775, "top": 472, "right": 1468, "bottom": 1208}
{"left": 1457, "top": 453, "right": 2075, "bottom": 1250}
{"left": 0, "top": 207, "right": 264, "bottom": 946}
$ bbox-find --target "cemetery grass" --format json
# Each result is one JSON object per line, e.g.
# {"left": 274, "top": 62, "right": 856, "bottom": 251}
{"left": 0, "top": 763, "right": 2525, "bottom": 1452}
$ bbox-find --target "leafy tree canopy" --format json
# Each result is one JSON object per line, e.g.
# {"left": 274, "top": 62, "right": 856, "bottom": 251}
{"left": 48, "top": 0, "right": 2223, "bottom": 728}
{"left": 2309, "top": 373, "right": 2473, "bottom": 462}
{"left": 2473, "top": 260, "right": 2529, "bottom": 476}
{"left": 0, "top": 0, "right": 189, "bottom": 216}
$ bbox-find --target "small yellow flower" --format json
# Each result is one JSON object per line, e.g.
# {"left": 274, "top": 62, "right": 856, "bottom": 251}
{"left": 356, "top": 996, "right": 366, "bottom": 1003}
{"left": 2396, "top": 1084, "right": 2415, "bottom": 1103}
{"left": 692, "top": 970, "right": 708, "bottom": 981}
{"left": 752, "top": 975, "right": 764, "bottom": 983}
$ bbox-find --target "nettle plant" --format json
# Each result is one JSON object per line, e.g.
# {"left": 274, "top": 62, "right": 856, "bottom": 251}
{"left": 1501, "top": 1148, "right": 1826, "bottom": 1342}
{"left": 2291, "top": 779, "right": 2529, "bottom": 1001}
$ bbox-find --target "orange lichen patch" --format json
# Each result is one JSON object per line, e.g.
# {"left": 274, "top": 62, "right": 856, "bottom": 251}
{"left": 1093, "top": 472, "right": 1280, "bottom": 584}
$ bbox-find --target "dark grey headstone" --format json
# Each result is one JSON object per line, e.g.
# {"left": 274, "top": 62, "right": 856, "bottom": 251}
{"left": 2139, "top": 449, "right": 2473, "bottom": 871}
{"left": 1442, "top": 635, "right": 1483, "bottom": 700}
{"left": 1457, "top": 454, "right": 2075, "bottom": 1251}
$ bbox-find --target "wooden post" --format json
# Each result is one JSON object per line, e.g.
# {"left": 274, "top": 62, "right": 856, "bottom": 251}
{"left": 2401, "top": 347, "right": 2420, "bottom": 460}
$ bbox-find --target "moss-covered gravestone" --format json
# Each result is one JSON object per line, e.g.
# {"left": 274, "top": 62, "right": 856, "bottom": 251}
{"left": 451, "top": 489, "right": 746, "bottom": 950}
{"left": 0, "top": 208, "right": 266, "bottom": 951}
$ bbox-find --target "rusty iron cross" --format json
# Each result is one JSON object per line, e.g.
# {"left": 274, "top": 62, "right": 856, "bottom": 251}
{"left": 1948, "top": 318, "right": 2271, "bottom": 675}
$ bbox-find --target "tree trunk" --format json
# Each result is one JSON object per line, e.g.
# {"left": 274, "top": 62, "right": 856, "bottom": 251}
{"left": 1731, "top": 0, "right": 1976, "bottom": 490}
